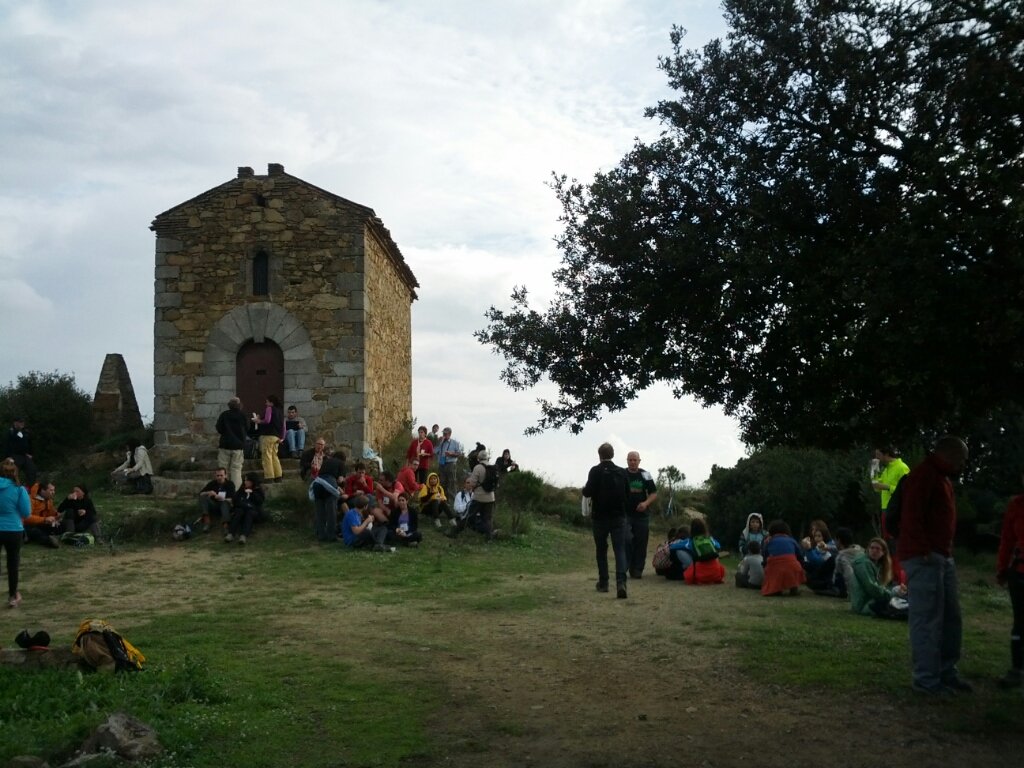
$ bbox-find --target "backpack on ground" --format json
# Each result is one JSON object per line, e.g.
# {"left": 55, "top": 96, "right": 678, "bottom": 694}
{"left": 481, "top": 465, "right": 499, "bottom": 493}
{"left": 652, "top": 542, "right": 673, "bottom": 573}
{"left": 691, "top": 535, "right": 719, "bottom": 562}
{"left": 883, "top": 476, "right": 906, "bottom": 538}
{"left": 72, "top": 619, "right": 145, "bottom": 673}
{"left": 60, "top": 532, "right": 95, "bottom": 547}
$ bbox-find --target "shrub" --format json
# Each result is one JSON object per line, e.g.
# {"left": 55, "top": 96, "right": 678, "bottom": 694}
{"left": 0, "top": 371, "right": 97, "bottom": 467}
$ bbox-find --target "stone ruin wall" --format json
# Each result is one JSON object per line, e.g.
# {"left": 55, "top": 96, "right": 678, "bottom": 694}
{"left": 363, "top": 227, "right": 414, "bottom": 449}
{"left": 152, "top": 167, "right": 369, "bottom": 454}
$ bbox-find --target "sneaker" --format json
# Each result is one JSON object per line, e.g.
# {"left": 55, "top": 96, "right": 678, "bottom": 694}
{"left": 595, "top": 581, "right": 609, "bottom": 593}
{"left": 7, "top": 592, "right": 21, "bottom": 609}
{"left": 942, "top": 676, "right": 974, "bottom": 693}
{"left": 616, "top": 584, "right": 628, "bottom": 599}
{"left": 224, "top": 533, "right": 234, "bottom": 543}
{"left": 434, "top": 518, "right": 442, "bottom": 529}
{"left": 238, "top": 535, "right": 247, "bottom": 545}
{"left": 997, "top": 669, "right": 1023, "bottom": 689}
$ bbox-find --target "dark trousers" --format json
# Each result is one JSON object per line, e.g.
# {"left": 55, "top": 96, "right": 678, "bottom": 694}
{"left": 313, "top": 497, "right": 338, "bottom": 542}
{"left": 229, "top": 508, "right": 256, "bottom": 537}
{"left": 25, "top": 523, "right": 60, "bottom": 546}
{"left": 0, "top": 530, "right": 22, "bottom": 597}
{"left": 12, "top": 454, "right": 36, "bottom": 486}
{"left": 592, "top": 516, "right": 628, "bottom": 587}
{"left": 625, "top": 512, "right": 650, "bottom": 577}
{"left": 1009, "top": 570, "right": 1024, "bottom": 669}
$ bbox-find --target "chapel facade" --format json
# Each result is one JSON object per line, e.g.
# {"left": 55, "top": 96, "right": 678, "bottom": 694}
{"left": 151, "top": 163, "right": 417, "bottom": 457}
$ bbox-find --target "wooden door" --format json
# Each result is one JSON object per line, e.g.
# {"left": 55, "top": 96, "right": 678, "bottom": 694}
{"left": 236, "top": 341, "right": 284, "bottom": 417}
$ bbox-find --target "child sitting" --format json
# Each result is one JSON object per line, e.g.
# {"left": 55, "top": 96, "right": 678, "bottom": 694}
{"left": 738, "top": 513, "right": 766, "bottom": 556}
{"left": 760, "top": 519, "right": 806, "bottom": 596}
{"left": 735, "top": 540, "right": 764, "bottom": 589}
{"left": 684, "top": 518, "right": 726, "bottom": 584}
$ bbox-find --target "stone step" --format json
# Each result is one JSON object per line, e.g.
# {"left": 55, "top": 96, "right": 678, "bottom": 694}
{"left": 150, "top": 475, "right": 302, "bottom": 499}
{"left": 161, "top": 461, "right": 300, "bottom": 480}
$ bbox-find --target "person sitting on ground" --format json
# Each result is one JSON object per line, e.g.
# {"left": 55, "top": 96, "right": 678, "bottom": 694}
{"left": 396, "top": 457, "right": 421, "bottom": 499}
{"left": 418, "top": 471, "right": 453, "bottom": 528}
{"left": 453, "top": 477, "right": 474, "bottom": 523}
{"left": 387, "top": 493, "right": 422, "bottom": 547}
{"left": 0, "top": 458, "right": 30, "bottom": 608}
{"left": 58, "top": 484, "right": 100, "bottom": 539}
{"left": 25, "top": 479, "right": 61, "bottom": 548}
{"left": 344, "top": 461, "right": 375, "bottom": 500}
{"left": 375, "top": 471, "right": 403, "bottom": 514}
{"left": 735, "top": 540, "right": 765, "bottom": 589}
{"left": 651, "top": 527, "right": 679, "bottom": 577}
{"left": 760, "top": 519, "right": 806, "bottom": 596}
{"left": 801, "top": 520, "right": 838, "bottom": 591}
{"left": 341, "top": 494, "right": 388, "bottom": 551}
{"left": 111, "top": 438, "right": 153, "bottom": 494}
{"left": 406, "top": 425, "right": 434, "bottom": 485}
{"left": 849, "top": 537, "right": 908, "bottom": 620}
{"left": 682, "top": 517, "right": 726, "bottom": 585}
{"left": 495, "top": 449, "right": 519, "bottom": 475}
{"left": 815, "top": 527, "right": 863, "bottom": 598}
{"left": 284, "top": 405, "right": 307, "bottom": 459}
{"left": 665, "top": 525, "right": 693, "bottom": 580}
{"left": 198, "top": 468, "right": 235, "bottom": 534}
{"left": 737, "top": 513, "right": 766, "bottom": 556}
{"left": 225, "top": 473, "right": 264, "bottom": 545}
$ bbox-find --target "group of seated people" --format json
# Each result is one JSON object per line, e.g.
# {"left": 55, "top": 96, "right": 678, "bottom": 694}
{"left": 197, "top": 468, "right": 266, "bottom": 544}
{"left": 652, "top": 512, "right": 909, "bottom": 620}
{"left": 21, "top": 478, "right": 102, "bottom": 548}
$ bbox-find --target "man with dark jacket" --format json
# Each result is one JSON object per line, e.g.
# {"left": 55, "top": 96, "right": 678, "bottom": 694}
{"left": 215, "top": 397, "right": 248, "bottom": 490}
{"left": 582, "top": 442, "right": 630, "bottom": 599}
{"left": 897, "top": 435, "right": 971, "bottom": 695}
{"left": 5, "top": 417, "right": 36, "bottom": 486}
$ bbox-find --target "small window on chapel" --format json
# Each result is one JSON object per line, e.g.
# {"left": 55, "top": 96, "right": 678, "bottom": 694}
{"left": 253, "top": 250, "right": 269, "bottom": 295}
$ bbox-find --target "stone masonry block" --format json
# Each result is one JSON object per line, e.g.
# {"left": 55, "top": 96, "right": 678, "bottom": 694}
{"left": 155, "top": 292, "right": 182, "bottom": 308}
{"left": 204, "top": 361, "right": 235, "bottom": 376}
{"left": 207, "top": 328, "right": 240, "bottom": 355}
{"left": 350, "top": 291, "right": 365, "bottom": 311}
{"left": 155, "top": 266, "right": 180, "bottom": 279}
{"left": 272, "top": 316, "right": 304, "bottom": 347}
{"left": 155, "top": 376, "right": 184, "bottom": 395}
{"left": 292, "top": 374, "right": 322, "bottom": 389}
{"left": 264, "top": 304, "right": 290, "bottom": 341}
{"left": 184, "top": 351, "right": 204, "bottom": 364}
{"left": 154, "top": 412, "right": 186, "bottom": 431}
{"left": 283, "top": 342, "right": 315, "bottom": 361}
{"left": 334, "top": 273, "right": 364, "bottom": 292}
{"left": 283, "top": 389, "right": 312, "bottom": 403}
{"left": 155, "top": 321, "right": 179, "bottom": 339}
{"left": 156, "top": 237, "right": 183, "bottom": 254}
{"left": 332, "top": 362, "right": 364, "bottom": 376}
{"left": 194, "top": 403, "right": 222, "bottom": 419}
{"left": 328, "top": 393, "right": 364, "bottom": 408}
{"left": 195, "top": 376, "right": 222, "bottom": 390}
{"left": 203, "top": 390, "right": 235, "bottom": 404}
{"left": 247, "top": 305, "right": 269, "bottom": 342}
{"left": 287, "top": 357, "right": 318, "bottom": 375}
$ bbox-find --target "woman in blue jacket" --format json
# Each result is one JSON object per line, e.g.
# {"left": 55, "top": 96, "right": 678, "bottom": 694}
{"left": 0, "top": 458, "right": 31, "bottom": 608}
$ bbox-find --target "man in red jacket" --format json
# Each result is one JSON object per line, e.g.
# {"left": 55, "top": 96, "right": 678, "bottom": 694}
{"left": 897, "top": 435, "right": 970, "bottom": 695}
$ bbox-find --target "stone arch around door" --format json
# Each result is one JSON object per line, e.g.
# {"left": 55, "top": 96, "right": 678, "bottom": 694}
{"left": 196, "top": 302, "right": 318, "bottom": 433}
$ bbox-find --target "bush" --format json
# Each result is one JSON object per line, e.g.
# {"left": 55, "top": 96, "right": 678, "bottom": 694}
{"left": 0, "top": 371, "right": 97, "bottom": 468}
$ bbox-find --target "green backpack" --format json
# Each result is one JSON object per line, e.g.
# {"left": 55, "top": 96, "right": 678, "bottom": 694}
{"left": 691, "top": 535, "right": 719, "bottom": 562}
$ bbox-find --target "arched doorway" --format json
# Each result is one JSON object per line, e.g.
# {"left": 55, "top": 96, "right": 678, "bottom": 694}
{"left": 236, "top": 340, "right": 284, "bottom": 416}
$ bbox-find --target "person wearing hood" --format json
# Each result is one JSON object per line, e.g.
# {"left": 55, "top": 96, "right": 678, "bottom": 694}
{"left": 418, "top": 472, "right": 453, "bottom": 528}
{"left": 897, "top": 435, "right": 971, "bottom": 695}
{"left": 0, "top": 458, "right": 30, "bottom": 608}
{"left": 738, "top": 513, "right": 766, "bottom": 556}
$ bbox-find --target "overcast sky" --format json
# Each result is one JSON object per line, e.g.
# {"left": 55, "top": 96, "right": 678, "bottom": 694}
{"left": 0, "top": 0, "right": 746, "bottom": 487}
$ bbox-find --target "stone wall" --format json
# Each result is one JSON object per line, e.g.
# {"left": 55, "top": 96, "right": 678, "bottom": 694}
{"left": 151, "top": 164, "right": 417, "bottom": 456}
{"left": 364, "top": 226, "right": 414, "bottom": 448}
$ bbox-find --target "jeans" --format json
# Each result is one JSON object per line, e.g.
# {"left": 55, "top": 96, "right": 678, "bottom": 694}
{"left": 903, "top": 554, "right": 962, "bottom": 689}
{"left": 592, "top": 516, "right": 628, "bottom": 587}
{"left": 199, "top": 495, "right": 232, "bottom": 524}
{"left": 625, "top": 512, "right": 650, "bottom": 576}
{"left": 438, "top": 462, "right": 458, "bottom": 497}
{"left": 285, "top": 429, "right": 306, "bottom": 455}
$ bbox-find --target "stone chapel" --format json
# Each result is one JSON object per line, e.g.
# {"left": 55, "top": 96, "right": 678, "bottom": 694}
{"left": 151, "top": 163, "right": 418, "bottom": 458}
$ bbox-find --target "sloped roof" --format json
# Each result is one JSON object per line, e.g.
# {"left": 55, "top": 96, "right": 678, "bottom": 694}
{"left": 151, "top": 164, "right": 419, "bottom": 298}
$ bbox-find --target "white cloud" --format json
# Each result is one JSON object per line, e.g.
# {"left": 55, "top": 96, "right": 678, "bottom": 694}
{"left": 0, "top": 0, "right": 743, "bottom": 484}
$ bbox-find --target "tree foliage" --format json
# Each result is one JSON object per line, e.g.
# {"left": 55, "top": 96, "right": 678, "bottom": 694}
{"left": 706, "top": 446, "right": 869, "bottom": 543}
{"left": 478, "top": 0, "right": 1024, "bottom": 448}
{"left": 0, "top": 371, "right": 96, "bottom": 468}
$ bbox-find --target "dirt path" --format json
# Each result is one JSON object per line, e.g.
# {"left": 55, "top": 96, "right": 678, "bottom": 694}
{"left": 13, "top": 540, "right": 1023, "bottom": 768}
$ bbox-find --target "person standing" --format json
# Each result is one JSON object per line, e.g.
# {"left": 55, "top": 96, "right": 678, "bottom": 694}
{"left": 5, "top": 417, "right": 36, "bottom": 486}
{"left": 897, "top": 435, "right": 971, "bottom": 695}
{"left": 454, "top": 449, "right": 497, "bottom": 540}
{"left": 872, "top": 446, "right": 910, "bottom": 548}
{"left": 0, "top": 458, "right": 30, "bottom": 608}
{"left": 252, "top": 395, "right": 284, "bottom": 483}
{"left": 406, "top": 426, "right": 434, "bottom": 485}
{"left": 995, "top": 467, "right": 1024, "bottom": 688}
{"left": 434, "top": 427, "right": 463, "bottom": 496}
{"left": 215, "top": 397, "right": 248, "bottom": 490}
{"left": 624, "top": 450, "right": 658, "bottom": 579}
{"left": 582, "top": 442, "right": 629, "bottom": 599}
